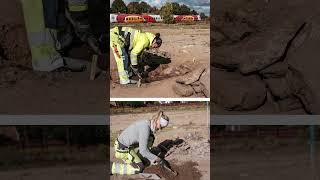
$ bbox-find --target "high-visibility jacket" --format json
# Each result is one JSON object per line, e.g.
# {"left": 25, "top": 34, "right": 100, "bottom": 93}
{"left": 130, "top": 31, "right": 155, "bottom": 65}
{"left": 114, "top": 27, "right": 156, "bottom": 66}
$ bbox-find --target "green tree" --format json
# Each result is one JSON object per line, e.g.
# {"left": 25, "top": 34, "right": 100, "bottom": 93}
{"left": 139, "top": 1, "right": 152, "bottom": 13}
{"left": 127, "top": 2, "right": 140, "bottom": 14}
{"left": 171, "top": 2, "right": 181, "bottom": 15}
{"left": 200, "top": 12, "right": 207, "bottom": 20}
{"left": 180, "top": 4, "right": 191, "bottom": 15}
{"left": 150, "top": 6, "right": 160, "bottom": 14}
{"left": 160, "top": 2, "right": 175, "bottom": 24}
{"left": 111, "top": 0, "right": 127, "bottom": 13}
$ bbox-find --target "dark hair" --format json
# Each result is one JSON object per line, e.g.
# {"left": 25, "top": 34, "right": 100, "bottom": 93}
{"left": 153, "top": 33, "right": 162, "bottom": 47}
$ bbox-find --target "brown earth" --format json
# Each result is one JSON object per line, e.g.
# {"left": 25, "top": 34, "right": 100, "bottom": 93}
{"left": 0, "top": 0, "right": 105, "bottom": 114}
{"left": 212, "top": 0, "right": 320, "bottom": 114}
{"left": 110, "top": 24, "right": 210, "bottom": 98}
{"left": 144, "top": 161, "right": 201, "bottom": 180}
{"left": 110, "top": 109, "right": 210, "bottom": 180}
{"left": 212, "top": 135, "right": 320, "bottom": 180}
{"left": 0, "top": 164, "right": 106, "bottom": 180}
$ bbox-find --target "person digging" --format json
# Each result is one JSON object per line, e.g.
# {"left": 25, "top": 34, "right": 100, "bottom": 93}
{"left": 111, "top": 111, "right": 174, "bottom": 175}
{"left": 110, "top": 26, "right": 162, "bottom": 85}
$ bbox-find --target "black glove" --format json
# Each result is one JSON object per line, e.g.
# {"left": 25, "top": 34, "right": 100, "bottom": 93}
{"left": 159, "top": 158, "right": 170, "bottom": 168}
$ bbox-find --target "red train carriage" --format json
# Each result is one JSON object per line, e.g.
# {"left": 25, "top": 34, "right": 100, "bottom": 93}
{"left": 141, "top": 14, "right": 157, "bottom": 23}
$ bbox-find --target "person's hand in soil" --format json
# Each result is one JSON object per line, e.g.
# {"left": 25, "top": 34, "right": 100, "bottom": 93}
{"left": 151, "top": 156, "right": 162, "bottom": 165}
{"left": 153, "top": 157, "right": 169, "bottom": 168}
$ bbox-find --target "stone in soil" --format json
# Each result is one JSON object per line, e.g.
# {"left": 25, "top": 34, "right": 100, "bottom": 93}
{"left": 212, "top": 68, "right": 267, "bottom": 111}
{"left": 173, "top": 83, "right": 194, "bottom": 97}
{"left": 176, "top": 65, "right": 205, "bottom": 85}
{"left": 265, "top": 77, "right": 291, "bottom": 99}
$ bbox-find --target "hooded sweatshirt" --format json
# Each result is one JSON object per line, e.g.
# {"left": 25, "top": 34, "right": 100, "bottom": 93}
{"left": 117, "top": 120, "right": 157, "bottom": 163}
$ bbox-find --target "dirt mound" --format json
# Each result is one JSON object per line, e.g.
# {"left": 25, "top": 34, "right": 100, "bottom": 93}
{"left": 212, "top": 0, "right": 320, "bottom": 114}
{"left": 148, "top": 64, "right": 192, "bottom": 82}
{"left": 173, "top": 65, "right": 210, "bottom": 97}
{"left": 144, "top": 161, "right": 201, "bottom": 180}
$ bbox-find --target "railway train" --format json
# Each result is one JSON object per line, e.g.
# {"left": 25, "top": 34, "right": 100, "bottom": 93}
{"left": 110, "top": 13, "right": 201, "bottom": 23}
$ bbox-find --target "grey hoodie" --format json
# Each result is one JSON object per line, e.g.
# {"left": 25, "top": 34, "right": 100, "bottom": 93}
{"left": 118, "top": 120, "right": 157, "bottom": 162}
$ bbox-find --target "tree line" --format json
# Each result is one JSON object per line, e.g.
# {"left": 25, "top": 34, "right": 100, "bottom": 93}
{"left": 111, "top": 0, "right": 208, "bottom": 20}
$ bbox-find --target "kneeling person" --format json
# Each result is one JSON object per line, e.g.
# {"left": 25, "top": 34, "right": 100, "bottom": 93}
{"left": 111, "top": 111, "right": 169, "bottom": 175}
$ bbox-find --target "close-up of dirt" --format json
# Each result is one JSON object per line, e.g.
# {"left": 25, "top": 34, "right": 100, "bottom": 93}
{"left": 211, "top": 126, "right": 320, "bottom": 180}
{"left": 0, "top": 0, "right": 105, "bottom": 114}
{"left": 110, "top": 109, "right": 210, "bottom": 180}
{"left": 212, "top": 0, "right": 320, "bottom": 115}
{"left": 144, "top": 161, "right": 201, "bottom": 180}
{"left": 110, "top": 24, "right": 210, "bottom": 98}
{"left": 0, "top": 163, "right": 106, "bottom": 180}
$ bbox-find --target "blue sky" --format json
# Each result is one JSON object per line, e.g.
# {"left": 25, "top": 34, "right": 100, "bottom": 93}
{"left": 110, "top": 0, "right": 210, "bottom": 16}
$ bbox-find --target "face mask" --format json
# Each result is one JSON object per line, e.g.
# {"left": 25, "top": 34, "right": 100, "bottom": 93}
{"left": 160, "top": 116, "right": 169, "bottom": 128}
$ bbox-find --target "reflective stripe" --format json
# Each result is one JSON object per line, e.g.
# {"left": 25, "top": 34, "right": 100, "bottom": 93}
{"left": 123, "top": 164, "right": 128, "bottom": 174}
{"left": 69, "top": 5, "right": 88, "bottom": 12}
{"left": 114, "top": 163, "right": 120, "bottom": 174}
{"left": 118, "top": 71, "right": 128, "bottom": 76}
{"left": 130, "top": 54, "right": 138, "bottom": 65}
{"left": 111, "top": 163, "right": 115, "bottom": 174}
{"left": 27, "top": 31, "right": 55, "bottom": 47}
{"left": 129, "top": 30, "right": 137, "bottom": 50}
{"left": 124, "top": 27, "right": 129, "bottom": 37}
{"left": 119, "top": 164, "right": 125, "bottom": 175}
{"left": 67, "top": 0, "right": 88, "bottom": 12}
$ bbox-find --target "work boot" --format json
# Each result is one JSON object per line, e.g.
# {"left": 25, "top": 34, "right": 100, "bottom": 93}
{"left": 64, "top": 57, "right": 87, "bottom": 71}
{"left": 120, "top": 79, "right": 138, "bottom": 87}
{"left": 128, "top": 79, "right": 138, "bottom": 84}
{"left": 53, "top": 57, "right": 86, "bottom": 72}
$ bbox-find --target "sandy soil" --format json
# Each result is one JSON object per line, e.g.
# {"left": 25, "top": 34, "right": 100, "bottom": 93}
{"left": 110, "top": 110, "right": 210, "bottom": 180}
{"left": 0, "top": 163, "right": 106, "bottom": 180}
{"left": 212, "top": 136, "right": 320, "bottom": 180}
{"left": 110, "top": 24, "right": 210, "bottom": 98}
{"left": 0, "top": 0, "right": 106, "bottom": 114}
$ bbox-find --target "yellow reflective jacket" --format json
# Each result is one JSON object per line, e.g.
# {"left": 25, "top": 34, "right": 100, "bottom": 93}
{"left": 110, "top": 27, "right": 156, "bottom": 65}
{"left": 129, "top": 31, "right": 155, "bottom": 65}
